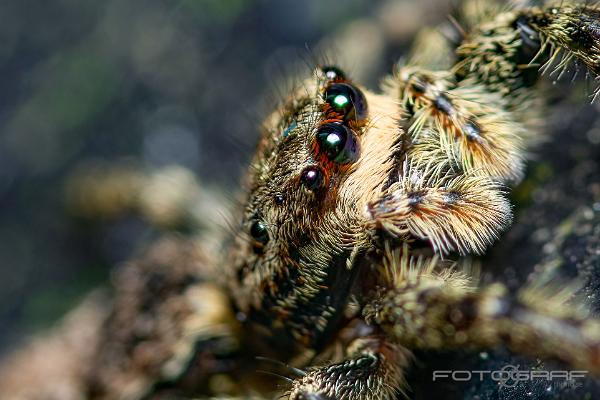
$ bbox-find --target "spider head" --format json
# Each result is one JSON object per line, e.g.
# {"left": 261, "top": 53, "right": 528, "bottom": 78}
{"left": 225, "top": 66, "right": 400, "bottom": 348}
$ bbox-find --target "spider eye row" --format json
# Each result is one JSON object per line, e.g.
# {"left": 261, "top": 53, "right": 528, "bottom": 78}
{"left": 249, "top": 66, "right": 368, "bottom": 250}
{"left": 300, "top": 66, "right": 368, "bottom": 192}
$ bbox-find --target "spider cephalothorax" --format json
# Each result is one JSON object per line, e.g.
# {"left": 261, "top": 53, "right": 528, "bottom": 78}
{"left": 225, "top": 68, "right": 384, "bottom": 351}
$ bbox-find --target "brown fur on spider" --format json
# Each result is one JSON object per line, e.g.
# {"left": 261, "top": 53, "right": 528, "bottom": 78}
{"left": 2, "top": 1, "right": 600, "bottom": 399}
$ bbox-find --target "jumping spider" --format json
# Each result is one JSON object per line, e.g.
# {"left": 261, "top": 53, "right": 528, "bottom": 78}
{"left": 1, "top": 1, "right": 600, "bottom": 399}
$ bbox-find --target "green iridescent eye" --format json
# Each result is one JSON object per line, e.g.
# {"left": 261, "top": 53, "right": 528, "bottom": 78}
{"left": 332, "top": 94, "right": 350, "bottom": 108}
{"left": 324, "top": 83, "right": 368, "bottom": 122}
{"left": 316, "top": 122, "right": 360, "bottom": 164}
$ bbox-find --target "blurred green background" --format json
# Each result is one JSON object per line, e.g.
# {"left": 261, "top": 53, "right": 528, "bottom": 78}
{"left": 0, "top": 0, "right": 453, "bottom": 352}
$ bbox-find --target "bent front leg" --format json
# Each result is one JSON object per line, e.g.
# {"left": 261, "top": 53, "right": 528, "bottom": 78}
{"left": 366, "top": 157, "right": 512, "bottom": 256}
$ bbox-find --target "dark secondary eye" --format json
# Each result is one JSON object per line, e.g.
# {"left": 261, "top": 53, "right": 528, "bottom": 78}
{"left": 249, "top": 220, "right": 269, "bottom": 245}
{"left": 324, "top": 83, "right": 368, "bottom": 122}
{"left": 316, "top": 122, "right": 360, "bottom": 164}
{"left": 320, "top": 65, "right": 346, "bottom": 81}
{"left": 300, "top": 165, "right": 324, "bottom": 191}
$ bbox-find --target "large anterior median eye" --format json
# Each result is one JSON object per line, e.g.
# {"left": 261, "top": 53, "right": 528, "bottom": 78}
{"left": 316, "top": 122, "right": 360, "bottom": 164}
{"left": 324, "top": 83, "right": 367, "bottom": 122}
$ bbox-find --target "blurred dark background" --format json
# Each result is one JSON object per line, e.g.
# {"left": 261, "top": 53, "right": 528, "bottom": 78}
{"left": 0, "top": 0, "right": 454, "bottom": 352}
{"left": 2, "top": 2, "right": 600, "bottom": 400}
